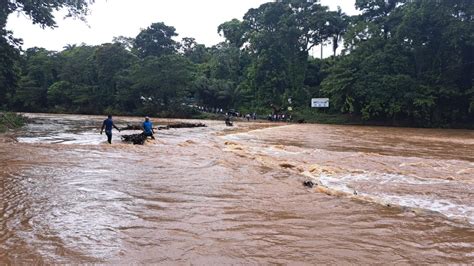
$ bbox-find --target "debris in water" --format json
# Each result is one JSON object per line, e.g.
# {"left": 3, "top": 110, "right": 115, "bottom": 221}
{"left": 121, "top": 133, "right": 147, "bottom": 145}
{"left": 122, "top": 122, "right": 206, "bottom": 132}
{"left": 159, "top": 122, "right": 207, "bottom": 130}
{"left": 280, "top": 163, "right": 296, "bottom": 169}
{"left": 121, "top": 122, "right": 206, "bottom": 144}
{"left": 120, "top": 124, "right": 142, "bottom": 131}
{"left": 303, "top": 180, "right": 315, "bottom": 188}
{"left": 169, "top": 122, "right": 206, "bottom": 129}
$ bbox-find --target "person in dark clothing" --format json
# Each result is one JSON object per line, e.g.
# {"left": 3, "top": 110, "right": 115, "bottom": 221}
{"left": 225, "top": 115, "right": 233, "bottom": 126}
{"left": 100, "top": 115, "right": 120, "bottom": 144}
{"left": 142, "top": 116, "right": 155, "bottom": 140}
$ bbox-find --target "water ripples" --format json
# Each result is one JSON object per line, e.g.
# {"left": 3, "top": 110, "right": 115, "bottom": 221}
{"left": 1, "top": 114, "right": 473, "bottom": 263}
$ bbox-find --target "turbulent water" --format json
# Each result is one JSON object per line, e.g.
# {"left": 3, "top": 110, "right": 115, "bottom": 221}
{"left": 1, "top": 113, "right": 473, "bottom": 264}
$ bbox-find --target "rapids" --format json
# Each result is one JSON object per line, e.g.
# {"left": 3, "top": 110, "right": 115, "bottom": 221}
{"left": 1, "top": 113, "right": 473, "bottom": 263}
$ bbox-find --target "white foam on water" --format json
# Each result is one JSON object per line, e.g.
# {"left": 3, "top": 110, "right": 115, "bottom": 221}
{"left": 326, "top": 172, "right": 451, "bottom": 186}
{"left": 317, "top": 174, "right": 358, "bottom": 194}
{"left": 380, "top": 194, "right": 474, "bottom": 223}
{"left": 257, "top": 146, "right": 301, "bottom": 156}
{"left": 222, "top": 133, "right": 252, "bottom": 141}
{"left": 311, "top": 173, "right": 474, "bottom": 225}
{"left": 17, "top": 132, "right": 105, "bottom": 145}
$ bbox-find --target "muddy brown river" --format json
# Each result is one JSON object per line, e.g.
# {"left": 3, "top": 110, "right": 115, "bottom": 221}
{"left": 1, "top": 113, "right": 473, "bottom": 264}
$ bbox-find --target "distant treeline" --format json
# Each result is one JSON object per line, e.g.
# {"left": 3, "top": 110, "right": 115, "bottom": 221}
{"left": 0, "top": 0, "right": 473, "bottom": 127}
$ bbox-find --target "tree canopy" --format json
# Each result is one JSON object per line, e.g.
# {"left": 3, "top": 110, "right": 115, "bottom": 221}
{"left": 1, "top": 0, "right": 472, "bottom": 127}
{"left": 0, "top": 0, "right": 93, "bottom": 109}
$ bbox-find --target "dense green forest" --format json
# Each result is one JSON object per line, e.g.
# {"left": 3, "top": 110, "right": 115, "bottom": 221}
{"left": 0, "top": 0, "right": 473, "bottom": 127}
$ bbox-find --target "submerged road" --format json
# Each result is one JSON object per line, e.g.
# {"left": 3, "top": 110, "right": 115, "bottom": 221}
{"left": 1, "top": 113, "right": 473, "bottom": 263}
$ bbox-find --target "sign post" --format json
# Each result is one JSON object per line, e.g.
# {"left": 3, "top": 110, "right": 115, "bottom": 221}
{"left": 311, "top": 98, "right": 329, "bottom": 108}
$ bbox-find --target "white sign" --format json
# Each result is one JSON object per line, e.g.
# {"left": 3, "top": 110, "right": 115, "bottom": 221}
{"left": 311, "top": 98, "right": 329, "bottom": 108}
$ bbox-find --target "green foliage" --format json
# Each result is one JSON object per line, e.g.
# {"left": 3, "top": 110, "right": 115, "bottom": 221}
{"left": 0, "top": 112, "right": 26, "bottom": 132}
{"left": 229, "top": 0, "right": 345, "bottom": 111}
{"left": 14, "top": 47, "right": 59, "bottom": 111}
{"left": 0, "top": 35, "right": 19, "bottom": 108}
{"left": 47, "top": 80, "right": 73, "bottom": 108}
{"left": 126, "top": 54, "right": 194, "bottom": 115}
{"left": 218, "top": 19, "right": 247, "bottom": 48}
{"left": 1, "top": 0, "right": 93, "bottom": 30}
{"left": 193, "top": 76, "right": 239, "bottom": 109}
{"left": 134, "top": 22, "right": 178, "bottom": 58}
{"left": 180, "top": 37, "right": 210, "bottom": 64}
{"left": 1, "top": 0, "right": 472, "bottom": 128}
{"left": 323, "top": 0, "right": 473, "bottom": 127}
{"left": 55, "top": 45, "right": 100, "bottom": 113}
{"left": 292, "top": 107, "right": 353, "bottom": 124}
{"left": 95, "top": 43, "right": 136, "bottom": 87}
{"left": 1, "top": 0, "right": 93, "bottom": 108}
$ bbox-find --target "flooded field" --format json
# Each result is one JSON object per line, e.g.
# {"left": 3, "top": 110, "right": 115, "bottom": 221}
{"left": 1, "top": 113, "right": 473, "bottom": 264}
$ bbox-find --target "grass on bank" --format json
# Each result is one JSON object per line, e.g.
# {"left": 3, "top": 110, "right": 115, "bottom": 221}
{"left": 0, "top": 112, "right": 27, "bottom": 133}
{"left": 291, "top": 108, "right": 474, "bottom": 129}
{"left": 291, "top": 108, "right": 354, "bottom": 124}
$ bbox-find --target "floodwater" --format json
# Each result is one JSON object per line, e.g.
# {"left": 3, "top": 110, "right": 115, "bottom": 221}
{"left": 1, "top": 113, "right": 473, "bottom": 264}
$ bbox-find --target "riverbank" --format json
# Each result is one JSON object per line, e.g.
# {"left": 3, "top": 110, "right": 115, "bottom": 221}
{"left": 162, "top": 106, "right": 473, "bottom": 129}
{"left": 9, "top": 109, "right": 473, "bottom": 130}
{"left": 289, "top": 108, "right": 474, "bottom": 129}
{"left": 0, "top": 112, "right": 27, "bottom": 133}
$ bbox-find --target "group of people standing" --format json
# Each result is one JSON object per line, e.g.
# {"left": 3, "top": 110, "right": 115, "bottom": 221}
{"left": 245, "top": 113, "right": 257, "bottom": 121}
{"left": 100, "top": 115, "right": 155, "bottom": 144}
{"left": 267, "top": 113, "right": 291, "bottom": 122}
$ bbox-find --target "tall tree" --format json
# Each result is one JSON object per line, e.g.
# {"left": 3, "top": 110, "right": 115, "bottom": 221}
{"left": 1, "top": 0, "right": 93, "bottom": 29}
{"left": 238, "top": 0, "right": 337, "bottom": 109}
{"left": 134, "top": 22, "right": 178, "bottom": 58}
{"left": 1, "top": 0, "right": 93, "bottom": 109}
{"left": 14, "top": 48, "right": 59, "bottom": 111}
{"left": 218, "top": 19, "right": 247, "bottom": 48}
{"left": 180, "top": 37, "right": 209, "bottom": 64}
{"left": 0, "top": 33, "right": 19, "bottom": 107}
{"left": 54, "top": 45, "right": 100, "bottom": 113}
{"left": 127, "top": 55, "right": 194, "bottom": 114}
{"left": 94, "top": 43, "right": 136, "bottom": 107}
{"left": 327, "top": 7, "right": 349, "bottom": 57}
{"left": 323, "top": 0, "right": 473, "bottom": 126}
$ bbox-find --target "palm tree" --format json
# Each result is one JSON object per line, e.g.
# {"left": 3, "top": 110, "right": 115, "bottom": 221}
{"left": 329, "top": 7, "right": 349, "bottom": 57}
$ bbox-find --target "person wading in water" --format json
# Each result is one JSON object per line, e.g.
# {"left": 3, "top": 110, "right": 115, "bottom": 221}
{"left": 142, "top": 116, "right": 155, "bottom": 140}
{"left": 100, "top": 115, "right": 120, "bottom": 144}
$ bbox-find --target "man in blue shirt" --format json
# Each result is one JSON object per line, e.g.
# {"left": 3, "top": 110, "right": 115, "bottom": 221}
{"left": 100, "top": 115, "right": 120, "bottom": 144}
{"left": 143, "top": 116, "right": 155, "bottom": 140}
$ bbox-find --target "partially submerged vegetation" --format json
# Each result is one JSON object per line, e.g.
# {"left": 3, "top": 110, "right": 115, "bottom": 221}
{"left": 0, "top": 113, "right": 27, "bottom": 133}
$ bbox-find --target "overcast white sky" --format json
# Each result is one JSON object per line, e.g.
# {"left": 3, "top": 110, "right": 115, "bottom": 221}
{"left": 6, "top": 0, "right": 357, "bottom": 52}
